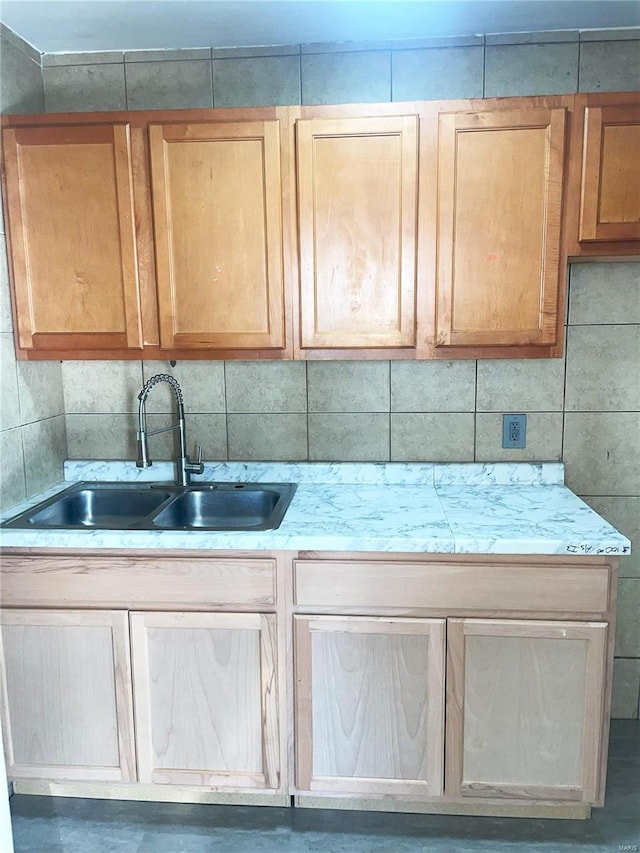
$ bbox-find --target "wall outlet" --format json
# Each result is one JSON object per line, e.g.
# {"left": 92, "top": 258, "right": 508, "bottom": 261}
{"left": 502, "top": 414, "right": 527, "bottom": 449}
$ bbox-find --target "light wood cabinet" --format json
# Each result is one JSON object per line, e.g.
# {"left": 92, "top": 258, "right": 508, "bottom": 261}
{"left": 1, "top": 124, "right": 143, "bottom": 353}
{"left": 0, "top": 550, "right": 619, "bottom": 816}
{"left": 446, "top": 618, "right": 607, "bottom": 803}
{"left": 130, "top": 611, "right": 280, "bottom": 791}
{"left": 434, "top": 107, "right": 567, "bottom": 353}
{"left": 149, "top": 120, "right": 286, "bottom": 351}
{"left": 294, "top": 615, "right": 445, "bottom": 798}
{"left": 579, "top": 104, "right": 640, "bottom": 243}
{"left": 295, "top": 115, "right": 419, "bottom": 353}
{"left": 0, "top": 608, "right": 135, "bottom": 783}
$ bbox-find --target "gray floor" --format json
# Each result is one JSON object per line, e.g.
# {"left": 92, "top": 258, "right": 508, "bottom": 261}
{"left": 10, "top": 721, "right": 639, "bottom": 853}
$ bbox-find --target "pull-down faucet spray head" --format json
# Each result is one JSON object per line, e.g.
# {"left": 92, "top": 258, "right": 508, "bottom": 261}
{"left": 135, "top": 374, "right": 202, "bottom": 487}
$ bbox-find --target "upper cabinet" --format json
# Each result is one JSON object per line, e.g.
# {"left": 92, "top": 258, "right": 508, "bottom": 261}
{"left": 2, "top": 123, "right": 143, "bottom": 353}
{"left": 580, "top": 105, "right": 640, "bottom": 242}
{"left": 295, "top": 114, "right": 419, "bottom": 355}
{"left": 433, "top": 106, "right": 567, "bottom": 356}
{"left": 1, "top": 109, "right": 290, "bottom": 360}
{"left": 1, "top": 94, "right": 635, "bottom": 362}
{"left": 149, "top": 120, "right": 286, "bottom": 351}
{"left": 567, "top": 93, "right": 640, "bottom": 258}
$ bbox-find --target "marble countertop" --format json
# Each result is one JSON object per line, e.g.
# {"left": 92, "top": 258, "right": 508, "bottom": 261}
{"left": 0, "top": 461, "right": 631, "bottom": 556}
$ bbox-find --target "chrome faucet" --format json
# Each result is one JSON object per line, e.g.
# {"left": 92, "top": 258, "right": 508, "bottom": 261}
{"left": 136, "top": 374, "right": 204, "bottom": 487}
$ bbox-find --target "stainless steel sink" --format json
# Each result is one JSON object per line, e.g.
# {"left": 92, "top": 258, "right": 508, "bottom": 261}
{"left": 1, "top": 481, "right": 297, "bottom": 532}
{"left": 151, "top": 484, "right": 294, "bottom": 531}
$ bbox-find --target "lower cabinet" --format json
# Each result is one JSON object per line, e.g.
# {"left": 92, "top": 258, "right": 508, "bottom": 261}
{"left": 0, "top": 554, "right": 617, "bottom": 817}
{"left": 0, "top": 609, "right": 136, "bottom": 782}
{"left": 294, "top": 615, "right": 445, "bottom": 798}
{"left": 130, "top": 611, "right": 279, "bottom": 791}
{"left": 446, "top": 619, "right": 608, "bottom": 803}
{"left": 0, "top": 608, "right": 280, "bottom": 793}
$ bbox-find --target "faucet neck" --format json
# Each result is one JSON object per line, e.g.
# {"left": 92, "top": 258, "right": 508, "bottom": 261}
{"left": 136, "top": 375, "right": 199, "bottom": 486}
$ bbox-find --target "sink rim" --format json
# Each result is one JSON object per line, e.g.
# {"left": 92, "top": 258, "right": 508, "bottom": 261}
{"left": 1, "top": 481, "right": 297, "bottom": 532}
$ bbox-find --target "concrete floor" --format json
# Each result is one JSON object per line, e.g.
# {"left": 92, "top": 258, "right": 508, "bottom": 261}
{"left": 10, "top": 721, "right": 639, "bottom": 852}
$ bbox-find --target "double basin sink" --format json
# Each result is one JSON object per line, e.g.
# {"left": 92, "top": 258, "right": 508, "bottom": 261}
{"left": 2, "top": 481, "right": 297, "bottom": 532}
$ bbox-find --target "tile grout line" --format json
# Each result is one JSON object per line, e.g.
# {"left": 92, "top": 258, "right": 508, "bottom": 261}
{"left": 388, "top": 360, "right": 392, "bottom": 461}
{"left": 305, "top": 360, "right": 310, "bottom": 461}
{"left": 123, "top": 59, "right": 129, "bottom": 110}
{"left": 473, "top": 359, "right": 478, "bottom": 462}
{"left": 482, "top": 40, "right": 486, "bottom": 97}
{"left": 577, "top": 37, "right": 582, "bottom": 93}
{"left": 222, "top": 361, "right": 229, "bottom": 461}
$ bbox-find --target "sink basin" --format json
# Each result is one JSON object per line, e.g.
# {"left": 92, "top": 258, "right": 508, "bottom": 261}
{"left": 1, "top": 482, "right": 297, "bottom": 531}
{"left": 152, "top": 484, "right": 296, "bottom": 530}
{"left": 3, "top": 485, "right": 174, "bottom": 529}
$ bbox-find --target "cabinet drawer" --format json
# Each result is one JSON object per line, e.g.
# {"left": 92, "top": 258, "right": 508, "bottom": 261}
{"left": 294, "top": 560, "right": 610, "bottom": 614}
{"left": 0, "top": 555, "right": 276, "bottom": 610}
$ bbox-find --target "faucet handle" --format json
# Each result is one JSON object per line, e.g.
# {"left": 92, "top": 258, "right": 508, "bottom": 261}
{"left": 190, "top": 444, "right": 204, "bottom": 474}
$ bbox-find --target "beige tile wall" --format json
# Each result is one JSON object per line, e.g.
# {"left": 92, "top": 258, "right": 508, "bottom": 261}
{"left": 0, "top": 27, "right": 66, "bottom": 512}
{"left": 1, "top": 24, "right": 639, "bottom": 716}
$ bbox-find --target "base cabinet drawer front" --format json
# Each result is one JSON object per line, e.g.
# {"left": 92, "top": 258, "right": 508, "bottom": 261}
{"left": 130, "top": 611, "right": 280, "bottom": 791}
{"left": 293, "top": 560, "right": 610, "bottom": 615}
{"left": 446, "top": 619, "right": 607, "bottom": 804}
{"left": 0, "top": 556, "right": 276, "bottom": 610}
{"left": 294, "top": 615, "right": 445, "bottom": 798}
{"left": 0, "top": 609, "right": 136, "bottom": 783}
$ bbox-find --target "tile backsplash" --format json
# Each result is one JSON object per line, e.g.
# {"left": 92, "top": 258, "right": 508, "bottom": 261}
{"left": 0, "top": 26, "right": 66, "bottom": 513}
{"left": 0, "top": 22, "right": 638, "bottom": 718}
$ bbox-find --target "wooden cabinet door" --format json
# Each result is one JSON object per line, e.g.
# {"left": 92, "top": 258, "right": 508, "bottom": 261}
{"left": 579, "top": 104, "right": 640, "bottom": 242}
{"left": 294, "top": 615, "right": 445, "bottom": 798}
{"left": 435, "top": 108, "right": 567, "bottom": 349}
{"left": 130, "top": 611, "right": 280, "bottom": 791}
{"left": 150, "top": 121, "right": 285, "bottom": 351}
{"left": 0, "top": 609, "right": 135, "bottom": 783}
{"left": 446, "top": 619, "right": 607, "bottom": 804}
{"left": 296, "top": 116, "right": 418, "bottom": 351}
{"left": 2, "top": 124, "right": 143, "bottom": 353}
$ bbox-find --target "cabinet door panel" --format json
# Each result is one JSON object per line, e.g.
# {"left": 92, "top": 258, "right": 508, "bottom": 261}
{"left": 295, "top": 616, "right": 445, "bottom": 798}
{"left": 297, "top": 116, "right": 418, "bottom": 350}
{"left": 446, "top": 619, "right": 607, "bottom": 803}
{"left": 130, "top": 611, "right": 279, "bottom": 790}
{"left": 580, "top": 105, "right": 640, "bottom": 242}
{"left": 2, "top": 124, "right": 142, "bottom": 351}
{"left": 0, "top": 609, "right": 135, "bottom": 782}
{"left": 436, "top": 109, "right": 566, "bottom": 348}
{"left": 150, "top": 121, "right": 285, "bottom": 350}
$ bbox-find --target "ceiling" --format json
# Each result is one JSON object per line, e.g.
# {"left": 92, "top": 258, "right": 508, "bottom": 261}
{"left": 1, "top": 0, "right": 639, "bottom": 54}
